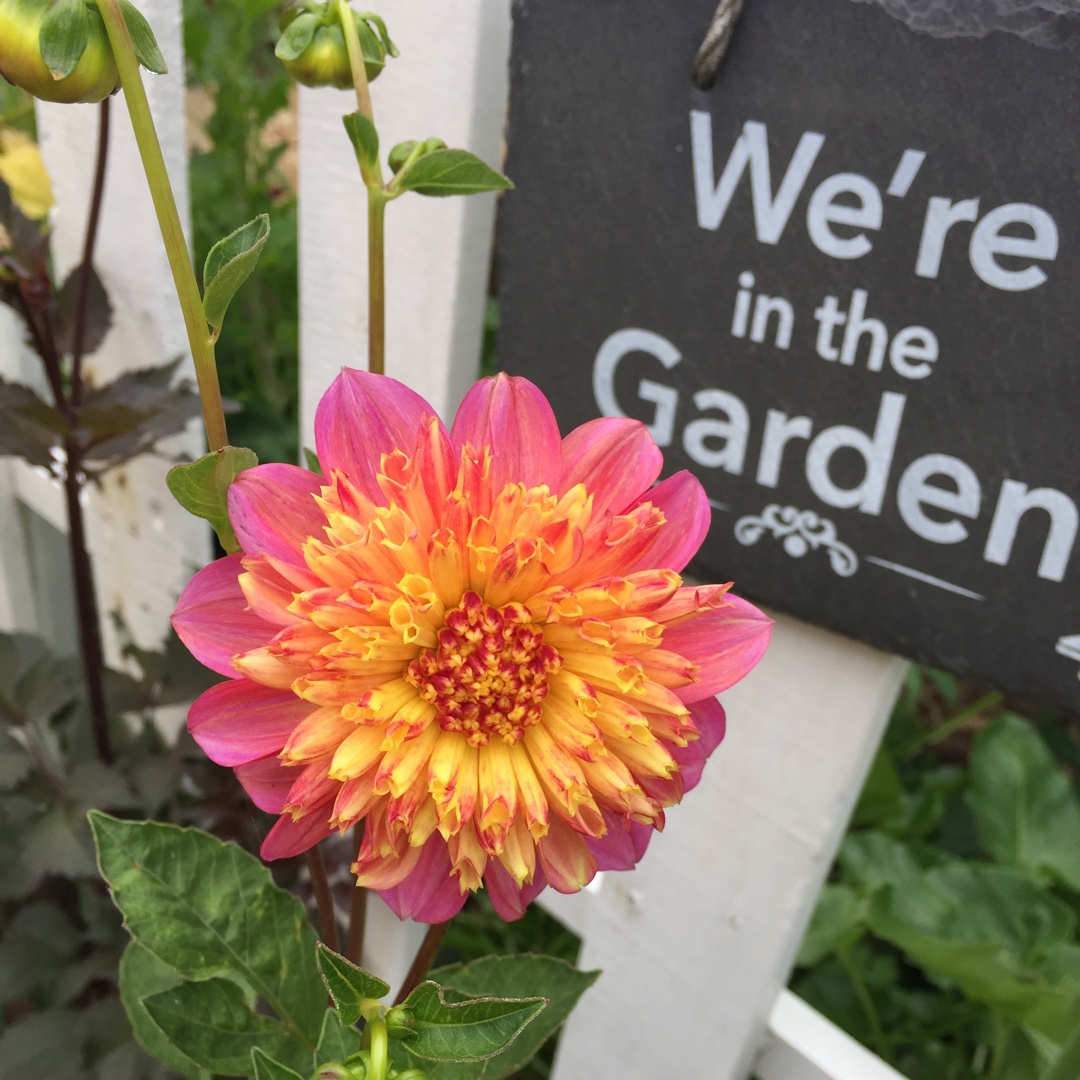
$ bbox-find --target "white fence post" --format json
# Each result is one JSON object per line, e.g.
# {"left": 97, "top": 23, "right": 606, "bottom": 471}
{"left": 30, "top": 0, "right": 209, "bottom": 666}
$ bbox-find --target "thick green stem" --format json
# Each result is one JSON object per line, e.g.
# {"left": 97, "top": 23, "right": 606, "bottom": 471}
{"left": 337, "top": 0, "right": 374, "bottom": 124}
{"left": 367, "top": 191, "right": 386, "bottom": 375}
{"left": 1039, "top": 1019, "right": 1080, "bottom": 1080}
{"left": 837, "top": 945, "right": 891, "bottom": 1066}
{"left": 367, "top": 1015, "right": 389, "bottom": 1080}
{"left": 93, "top": 0, "right": 228, "bottom": 451}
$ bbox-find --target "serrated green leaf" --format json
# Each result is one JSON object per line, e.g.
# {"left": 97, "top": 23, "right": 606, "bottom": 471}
{"left": 274, "top": 12, "right": 318, "bottom": 61}
{"left": 404, "top": 954, "right": 599, "bottom": 1080}
{"left": 392, "top": 149, "right": 512, "bottom": 198}
{"left": 144, "top": 977, "right": 305, "bottom": 1076}
{"left": 316, "top": 944, "right": 390, "bottom": 1026}
{"left": 38, "top": 0, "right": 90, "bottom": 78}
{"left": 315, "top": 1008, "right": 362, "bottom": 1066}
{"left": 797, "top": 885, "right": 865, "bottom": 967}
{"left": 119, "top": 943, "right": 210, "bottom": 1080}
{"left": 867, "top": 864, "right": 1080, "bottom": 1041}
{"left": 202, "top": 215, "right": 271, "bottom": 333}
{"left": 166, "top": 445, "right": 258, "bottom": 553}
{"left": 967, "top": 715, "right": 1080, "bottom": 890}
{"left": 252, "top": 1047, "right": 305, "bottom": 1080}
{"left": 342, "top": 112, "right": 379, "bottom": 174}
{"left": 398, "top": 981, "right": 545, "bottom": 1064}
{"left": 119, "top": 0, "right": 168, "bottom": 73}
{"left": 89, "top": 813, "right": 325, "bottom": 1050}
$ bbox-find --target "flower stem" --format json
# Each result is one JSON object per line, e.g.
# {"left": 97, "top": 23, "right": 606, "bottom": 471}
{"left": 367, "top": 1014, "right": 389, "bottom": 1080}
{"left": 393, "top": 921, "right": 451, "bottom": 1007}
{"left": 367, "top": 191, "right": 386, "bottom": 375}
{"left": 897, "top": 690, "right": 1004, "bottom": 759}
{"left": 93, "top": 0, "right": 228, "bottom": 451}
{"left": 70, "top": 97, "right": 110, "bottom": 408}
{"left": 837, "top": 944, "right": 891, "bottom": 1066}
{"left": 336, "top": 0, "right": 373, "bottom": 123}
{"left": 305, "top": 845, "right": 340, "bottom": 953}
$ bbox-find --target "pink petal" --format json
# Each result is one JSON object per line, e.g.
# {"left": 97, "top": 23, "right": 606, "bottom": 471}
{"left": 559, "top": 417, "right": 662, "bottom": 517}
{"left": 484, "top": 859, "right": 548, "bottom": 922}
{"left": 187, "top": 680, "right": 315, "bottom": 766}
{"left": 670, "top": 696, "right": 727, "bottom": 791}
{"left": 629, "top": 471, "right": 712, "bottom": 573}
{"left": 586, "top": 810, "right": 641, "bottom": 872}
{"left": 228, "top": 464, "right": 325, "bottom": 576}
{"left": 315, "top": 369, "right": 440, "bottom": 502}
{"left": 663, "top": 595, "right": 773, "bottom": 702}
{"left": 172, "top": 555, "right": 278, "bottom": 678}
{"left": 260, "top": 802, "right": 336, "bottom": 860}
{"left": 450, "top": 374, "right": 561, "bottom": 494}
{"left": 235, "top": 754, "right": 301, "bottom": 813}
{"left": 378, "top": 835, "right": 469, "bottom": 923}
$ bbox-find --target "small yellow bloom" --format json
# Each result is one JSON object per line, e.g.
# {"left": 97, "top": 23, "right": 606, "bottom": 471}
{"left": 0, "top": 128, "right": 53, "bottom": 220}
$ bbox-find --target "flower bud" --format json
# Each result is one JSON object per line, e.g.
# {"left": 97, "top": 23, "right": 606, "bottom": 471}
{"left": 275, "top": 3, "right": 398, "bottom": 90}
{"left": 384, "top": 1004, "right": 413, "bottom": 1039}
{"left": 0, "top": 0, "right": 117, "bottom": 103}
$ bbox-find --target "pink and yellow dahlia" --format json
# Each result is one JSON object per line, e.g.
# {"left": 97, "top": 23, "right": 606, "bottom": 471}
{"left": 173, "top": 371, "right": 771, "bottom": 922}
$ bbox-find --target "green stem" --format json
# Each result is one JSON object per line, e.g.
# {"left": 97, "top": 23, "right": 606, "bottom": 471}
{"left": 1039, "top": 1018, "right": 1080, "bottom": 1080}
{"left": 336, "top": 0, "right": 374, "bottom": 126}
{"left": 898, "top": 690, "right": 1005, "bottom": 759}
{"left": 837, "top": 945, "right": 892, "bottom": 1066}
{"left": 367, "top": 1015, "right": 389, "bottom": 1080}
{"left": 93, "top": 0, "right": 228, "bottom": 451}
{"left": 367, "top": 191, "right": 386, "bottom": 375}
{"left": 987, "top": 1015, "right": 1015, "bottom": 1080}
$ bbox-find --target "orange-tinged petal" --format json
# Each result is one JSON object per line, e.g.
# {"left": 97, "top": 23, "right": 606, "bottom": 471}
{"left": 329, "top": 724, "right": 389, "bottom": 781}
{"left": 609, "top": 728, "right": 678, "bottom": 780}
{"left": 579, "top": 750, "right": 659, "bottom": 822}
{"left": 509, "top": 744, "right": 549, "bottom": 840}
{"left": 232, "top": 646, "right": 308, "bottom": 689}
{"left": 280, "top": 707, "right": 356, "bottom": 764}
{"left": 639, "top": 648, "right": 698, "bottom": 689}
{"left": 539, "top": 694, "right": 603, "bottom": 761}
{"left": 331, "top": 764, "right": 381, "bottom": 829}
{"left": 283, "top": 758, "right": 338, "bottom": 815}
{"left": 353, "top": 840, "right": 424, "bottom": 890}
{"left": 559, "top": 649, "right": 648, "bottom": 696}
{"left": 537, "top": 817, "right": 597, "bottom": 893}
{"left": 374, "top": 720, "right": 441, "bottom": 797}
{"left": 498, "top": 813, "right": 538, "bottom": 885}
{"left": 523, "top": 724, "right": 604, "bottom": 836}
{"left": 429, "top": 732, "right": 479, "bottom": 836}
{"left": 448, "top": 823, "right": 488, "bottom": 891}
{"left": 476, "top": 739, "right": 518, "bottom": 850}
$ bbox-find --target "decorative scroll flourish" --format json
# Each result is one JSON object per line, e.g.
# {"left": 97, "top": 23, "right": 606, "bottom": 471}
{"left": 734, "top": 504, "right": 859, "bottom": 577}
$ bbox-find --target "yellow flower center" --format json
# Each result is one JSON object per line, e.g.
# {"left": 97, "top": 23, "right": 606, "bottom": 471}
{"left": 405, "top": 591, "right": 562, "bottom": 748}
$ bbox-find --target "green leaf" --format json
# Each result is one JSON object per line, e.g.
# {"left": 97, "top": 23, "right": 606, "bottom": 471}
{"left": 316, "top": 944, "right": 391, "bottom": 1026}
{"left": 38, "top": 0, "right": 90, "bottom": 78}
{"left": 967, "top": 715, "right": 1080, "bottom": 890}
{"left": 119, "top": 943, "right": 210, "bottom": 1080}
{"left": 202, "top": 215, "right": 271, "bottom": 333}
{"left": 398, "top": 980, "right": 545, "bottom": 1064}
{"left": 89, "top": 813, "right": 325, "bottom": 1049}
{"left": 166, "top": 445, "right": 258, "bottom": 553}
{"left": 797, "top": 885, "right": 865, "bottom": 967}
{"left": 274, "top": 12, "right": 318, "bottom": 61}
{"left": 252, "top": 1047, "right": 305, "bottom": 1080}
{"left": 867, "top": 863, "right": 1080, "bottom": 1040}
{"left": 416, "top": 954, "right": 599, "bottom": 1080}
{"left": 303, "top": 447, "right": 322, "bottom": 475}
{"left": 392, "top": 149, "right": 513, "bottom": 198}
{"left": 850, "top": 747, "right": 904, "bottom": 828}
{"left": 838, "top": 830, "right": 948, "bottom": 893}
{"left": 144, "top": 977, "right": 303, "bottom": 1076}
{"left": 119, "top": 0, "right": 168, "bottom": 74}
{"left": 342, "top": 112, "right": 379, "bottom": 173}
{"left": 314, "top": 1008, "right": 362, "bottom": 1066}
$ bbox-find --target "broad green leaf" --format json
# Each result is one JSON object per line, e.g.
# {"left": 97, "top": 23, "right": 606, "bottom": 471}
{"left": 392, "top": 149, "right": 513, "bottom": 198}
{"left": 89, "top": 813, "right": 325, "bottom": 1049}
{"left": 838, "top": 830, "right": 948, "bottom": 892}
{"left": 166, "top": 445, "right": 258, "bottom": 553}
{"left": 342, "top": 112, "right": 379, "bottom": 174}
{"left": 398, "top": 980, "right": 545, "bottom": 1063}
{"left": 967, "top": 715, "right": 1080, "bottom": 890}
{"left": 404, "top": 954, "right": 600, "bottom": 1080}
{"left": 38, "top": 0, "right": 90, "bottom": 78}
{"left": 252, "top": 1047, "right": 305, "bottom": 1080}
{"left": 867, "top": 864, "right": 1080, "bottom": 1040}
{"left": 797, "top": 885, "right": 864, "bottom": 967}
{"left": 143, "top": 977, "right": 304, "bottom": 1076}
{"left": 316, "top": 944, "right": 390, "bottom": 1026}
{"left": 202, "top": 215, "right": 271, "bottom": 333}
{"left": 315, "top": 1008, "right": 362, "bottom": 1066}
{"left": 120, "top": 0, "right": 168, "bottom": 73}
{"left": 118, "top": 943, "right": 209, "bottom": 1080}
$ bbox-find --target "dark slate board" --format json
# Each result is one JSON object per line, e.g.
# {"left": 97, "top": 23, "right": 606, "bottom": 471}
{"left": 496, "top": 0, "right": 1080, "bottom": 713}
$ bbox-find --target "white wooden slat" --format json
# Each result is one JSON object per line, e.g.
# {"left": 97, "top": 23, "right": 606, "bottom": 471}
{"left": 34, "top": 0, "right": 209, "bottom": 664}
{"left": 297, "top": 0, "right": 512, "bottom": 444}
{"left": 547, "top": 615, "right": 906, "bottom": 1080}
{"left": 756, "top": 990, "right": 910, "bottom": 1080}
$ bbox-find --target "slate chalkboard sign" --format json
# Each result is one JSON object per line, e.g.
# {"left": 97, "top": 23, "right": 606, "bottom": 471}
{"left": 497, "top": 0, "right": 1080, "bottom": 712}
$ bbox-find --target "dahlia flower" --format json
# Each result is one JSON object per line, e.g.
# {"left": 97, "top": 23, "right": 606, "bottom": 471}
{"left": 173, "top": 371, "right": 771, "bottom": 922}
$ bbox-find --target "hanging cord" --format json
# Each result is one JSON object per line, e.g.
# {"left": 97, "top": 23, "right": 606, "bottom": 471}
{"left": 693, "top": 0, "right": 745, "bottom": 89}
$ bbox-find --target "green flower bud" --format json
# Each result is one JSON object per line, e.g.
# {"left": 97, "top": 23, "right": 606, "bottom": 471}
{"left": 384, "top": 1004, "right": 413, "bottom": 1038}
{"left": 275, "top": 2, "right": 397, "bottom": 90}
{"left": 0, "top": 0, "right": 117, "bottom": 104}
{"left": 387, "top": 140, "right": 417, "bottom": 175}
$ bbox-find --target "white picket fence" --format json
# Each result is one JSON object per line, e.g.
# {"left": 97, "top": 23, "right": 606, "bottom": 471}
{"left": 0, "top": 2, "right": 911, "bottom": 1077}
